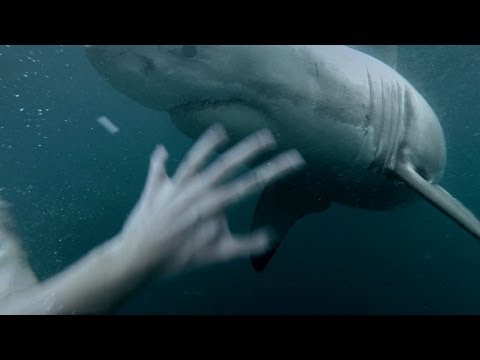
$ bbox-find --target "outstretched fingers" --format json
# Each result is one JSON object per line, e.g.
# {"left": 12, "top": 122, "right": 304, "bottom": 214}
{"left": 213, "top": 228, "right": 274, "bottom": 262}
{"left": 168, "top": 128, "right": 279, "bottom": 213}
{"left": 203, "top": 149, "right": 305, "bottom": 216}
{"left": 199, "top": 129, "right": 277, "bottom": 188}
{"left": 173, "top": 124, "right": 229, "bottom": 184}
{"left": 141, "top": 145, "right": 169, "bottom": 203}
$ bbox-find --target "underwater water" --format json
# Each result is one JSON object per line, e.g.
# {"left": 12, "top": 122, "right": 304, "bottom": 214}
{"left": 1, "top": 45, "right": 480, "bottom": 314}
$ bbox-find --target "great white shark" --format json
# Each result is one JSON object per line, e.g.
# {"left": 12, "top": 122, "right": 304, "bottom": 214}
{"left": 85, "top": 45, "right": 480, "bottom": 272}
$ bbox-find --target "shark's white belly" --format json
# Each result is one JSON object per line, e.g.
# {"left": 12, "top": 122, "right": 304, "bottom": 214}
{"left": 169, "top": 46, "right": 418, "bottom": 210}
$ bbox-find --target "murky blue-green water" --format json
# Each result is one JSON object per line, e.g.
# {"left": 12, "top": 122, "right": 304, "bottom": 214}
{"left": 1, "top": 45, "right": 480, "bottom": 314}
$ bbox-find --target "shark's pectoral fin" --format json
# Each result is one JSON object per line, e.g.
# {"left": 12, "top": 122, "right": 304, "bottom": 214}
{"left": 394, "top": 162, "right": 480, "bottom": 240}
{"left": 250, "top": 178, "right": 331, "bottom": 273}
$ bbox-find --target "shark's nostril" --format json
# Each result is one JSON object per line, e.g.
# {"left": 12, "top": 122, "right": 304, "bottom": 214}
{"left": 140, "top": 56, "right": 155, "bottom": 74}
{"left": 182, "top": 45, "right": 197, "bottom": 58}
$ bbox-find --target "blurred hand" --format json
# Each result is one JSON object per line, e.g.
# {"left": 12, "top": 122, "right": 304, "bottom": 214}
{"left": 0, "top": 124, "right": 305, "bottom": 315}
{"left": 119, "top": 124, "right": 305, "bottom": 276}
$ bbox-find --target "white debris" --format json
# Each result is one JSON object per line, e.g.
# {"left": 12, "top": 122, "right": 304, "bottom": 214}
{"left": 96, "top": 116, "right": 120, "bottom": 135}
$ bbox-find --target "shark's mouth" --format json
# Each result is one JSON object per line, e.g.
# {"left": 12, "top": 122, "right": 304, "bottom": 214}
{"left": 166, "top": 97, "right": 275, "bottom": 143}
{"left": 167, "top": 98, "right": 247, "bottom": 114}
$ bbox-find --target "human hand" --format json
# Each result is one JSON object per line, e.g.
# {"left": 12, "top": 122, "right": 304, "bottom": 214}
{"left": 119, "top": 124, "right": 305, "bottom": 276}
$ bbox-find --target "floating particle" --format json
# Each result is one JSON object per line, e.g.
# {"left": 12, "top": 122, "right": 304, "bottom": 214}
{"left": 96, "top": 116, "right": 120, "bottom": 135}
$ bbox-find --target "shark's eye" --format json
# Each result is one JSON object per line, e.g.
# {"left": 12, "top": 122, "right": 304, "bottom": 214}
{"left": 140, "top": 56, "right": 155, "bottom": 75}
{"left": 182, "top": 45, "right": 197, "bottom": 58}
